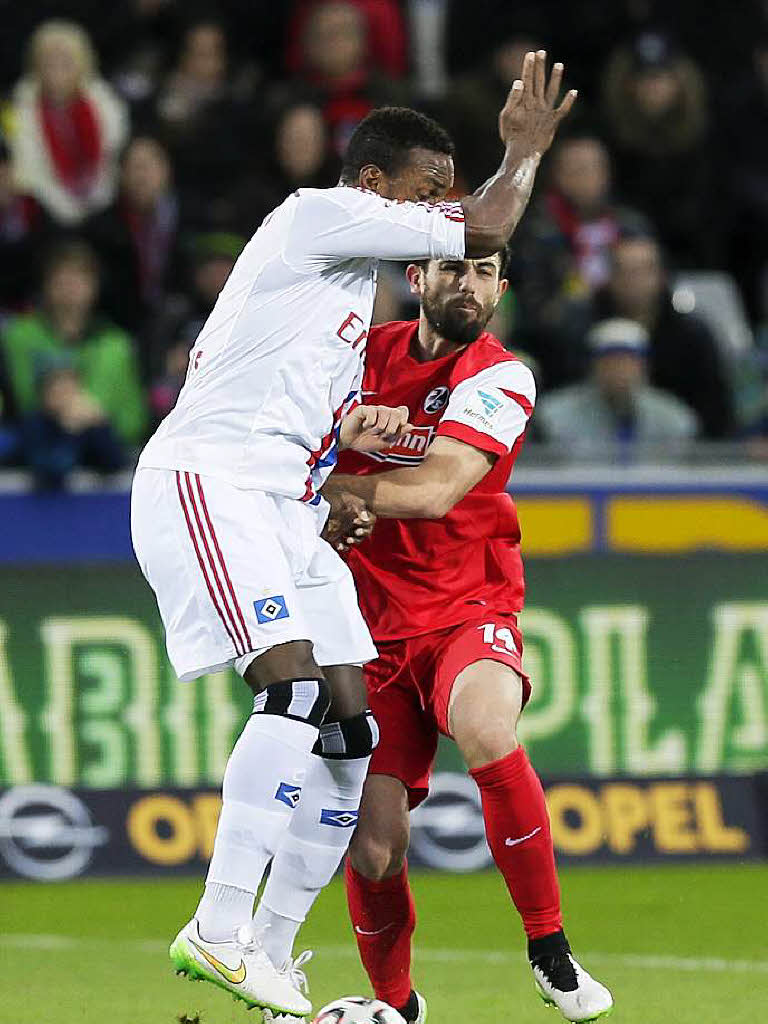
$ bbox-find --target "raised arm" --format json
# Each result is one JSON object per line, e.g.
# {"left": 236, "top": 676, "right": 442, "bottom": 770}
{"left": 461, "top": 50, "right": 577, "bottom": 256}
{"left": 292, "top": 59, "right": 574, "bottom": 267}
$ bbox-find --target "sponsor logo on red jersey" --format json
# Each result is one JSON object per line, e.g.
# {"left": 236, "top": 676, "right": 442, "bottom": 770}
{"left": 367, "top": 425, "right": 435, "bottom": 464}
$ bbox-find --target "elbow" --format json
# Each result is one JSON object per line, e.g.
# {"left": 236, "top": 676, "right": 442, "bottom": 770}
{"left": 414, "top": 482, "right": 457, "bottom": 519}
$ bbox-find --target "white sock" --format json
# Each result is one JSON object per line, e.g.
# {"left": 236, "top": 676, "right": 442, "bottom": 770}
{"left": 197, "top": 713, "right": 319, "bottom": 940}
{"left": 196, "top": 883, "right": 255, "bottom": 942}
{"left": 253, "top": 753, "right": 370, "bottom": 967}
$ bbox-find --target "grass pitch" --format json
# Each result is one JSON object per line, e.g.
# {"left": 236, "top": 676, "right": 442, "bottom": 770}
{"left": 2, "top": 864, "right": 766, "bottom": 1023}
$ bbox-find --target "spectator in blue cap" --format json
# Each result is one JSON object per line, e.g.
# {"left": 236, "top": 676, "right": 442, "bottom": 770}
{"left": 535, "top": 317, "right": 699, "bottom": 459}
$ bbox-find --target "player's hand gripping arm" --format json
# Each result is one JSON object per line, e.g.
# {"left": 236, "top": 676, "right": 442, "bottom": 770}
{"left": 339, "top": 404, "right": 413, "bottom": 452}
{"left": 322, "top": 404, "right": 410, "bottom": 552}
{"left": 331, "top": 436, "right": 494, "bottom": 520}
{"left": 461, "top": 50, "right": 577, "bottom": 256}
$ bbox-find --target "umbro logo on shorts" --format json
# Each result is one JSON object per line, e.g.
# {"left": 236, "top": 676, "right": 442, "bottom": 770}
{"left": 254, "top": 595, "right": 289, "bottom": 623}
{"left": 320, "top": 808, "right": 359, "bottom": 828}
{"left": 275, "top": 782, "right": 302, "bottom": 808}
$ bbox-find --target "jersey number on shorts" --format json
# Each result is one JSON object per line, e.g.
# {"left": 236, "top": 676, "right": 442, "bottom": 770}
{"left": 478, "top": 622, "right": 518, "bottom": 656}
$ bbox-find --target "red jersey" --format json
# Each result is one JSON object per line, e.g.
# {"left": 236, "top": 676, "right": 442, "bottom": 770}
{"left": 338, "top": 320, "right": 536, "bottom": 642}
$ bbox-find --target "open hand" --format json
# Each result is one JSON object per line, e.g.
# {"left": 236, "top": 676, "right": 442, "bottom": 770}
{"left": 339, "top": 404, "right": 413, "bottom": 453}
{"left": 498, "top": 50, "right": 577, "bottom": 155}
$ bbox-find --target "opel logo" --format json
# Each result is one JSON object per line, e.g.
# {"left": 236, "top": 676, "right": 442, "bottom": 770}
{"left": 410, "top": 773, "right": 491, "bottom": 872}
{"left": 0, "top": 785, "right": 109, "bottom": 880}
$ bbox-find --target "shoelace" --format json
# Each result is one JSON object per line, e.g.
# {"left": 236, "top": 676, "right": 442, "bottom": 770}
{"left": 235, "top": 925, "right": 273, "bottom": 966}
{"left": 283, "top": 950, "right": 313, "bottom": 994}
{"left": 534, "top": 952, "right": 578, "bottom": 992}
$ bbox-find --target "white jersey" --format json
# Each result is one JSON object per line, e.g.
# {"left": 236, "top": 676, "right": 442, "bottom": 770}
{"left": 138, "top": 186, "right": 466, "bottom": 502}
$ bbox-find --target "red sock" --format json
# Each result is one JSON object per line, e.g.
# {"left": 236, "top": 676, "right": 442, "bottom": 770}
{"left": 470, "top": 746, "right": 562, "bottom": 939}
{"left": 344, "top": 858, "right": 415, "bottom": 1009}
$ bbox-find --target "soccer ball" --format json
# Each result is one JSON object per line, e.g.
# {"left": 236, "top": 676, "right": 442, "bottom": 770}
{"left": 312, "top": 996, "right": 406, "bottom": 1024}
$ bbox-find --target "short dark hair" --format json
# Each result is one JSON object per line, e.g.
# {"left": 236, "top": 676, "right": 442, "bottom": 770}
{"left": 341, "top": 106, "right": 454, "bottom": 183}
{"left": 43, "top": 239, "right": 100, "bottom": 284}
{"left": 418, "top": 246, "right": 510, "bottom": 280}
{"left": 497, "top": 244, "right": 511, "bottom": 281}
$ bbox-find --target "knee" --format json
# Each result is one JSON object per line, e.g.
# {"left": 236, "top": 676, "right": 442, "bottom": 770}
{"left": 449, "top": 667, "right": 523, "bottom": 772}
{"left": 453, "top": 709, "right": 520, "bottom": 772}
{"left": 350, "top": 822, "right": 409, "bottom": 881}
{"left": 323, "top": 664, "right": 368, "bottom": 721}
{"left": 461, "top": 724, "right": 519, "bottom": 772}
{"left": 314, "top": 710, "right": 379, "bottom": 758}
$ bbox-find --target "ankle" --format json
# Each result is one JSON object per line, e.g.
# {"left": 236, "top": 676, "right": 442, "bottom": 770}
{"left": 195, "top": 882, "right": 255, "bottom": 943}
{"left": 396, "top": 991, "right": 419, "bottom": 1022}
{"left": 528, "top": 928, "right": 570, "bottom": 961}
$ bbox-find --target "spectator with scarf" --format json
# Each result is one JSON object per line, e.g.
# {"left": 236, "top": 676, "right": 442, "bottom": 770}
{"left": 9, "top": 19, "right": 128, "bottom": 226}
{"left": 278, "top": 1, "right": 407, "bottom": 160}
{"left": 285, "top": 0, "right": 407, "bottom": 82}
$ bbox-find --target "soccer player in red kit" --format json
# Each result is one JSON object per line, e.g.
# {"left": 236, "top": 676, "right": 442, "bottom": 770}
{"left": 327, "top": 251, "right": 614, "bottom": 1023}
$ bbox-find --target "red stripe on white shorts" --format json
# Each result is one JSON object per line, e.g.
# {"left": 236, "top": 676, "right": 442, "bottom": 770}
{"left": 176, "top": 471, "right": 245, "bottom": 656}
{"left": 193, "top": 474, "right": 253, "bottom": 651}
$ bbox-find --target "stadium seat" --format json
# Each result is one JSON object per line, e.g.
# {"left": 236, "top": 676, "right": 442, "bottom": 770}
{"left": 671, "top": 270, "right": 754, "bottom": 356}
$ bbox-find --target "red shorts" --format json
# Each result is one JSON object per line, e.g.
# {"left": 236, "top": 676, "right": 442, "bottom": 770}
{"left": 366, "top": 613, "right": 530, "bottom": 808}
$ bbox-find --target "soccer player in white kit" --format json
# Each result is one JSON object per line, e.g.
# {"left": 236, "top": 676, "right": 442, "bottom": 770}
{"left": 131, "top": 51, "right": 576, "bottom": 1018}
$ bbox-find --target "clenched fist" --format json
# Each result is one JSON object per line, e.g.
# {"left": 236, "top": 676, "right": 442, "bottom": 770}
{"left": 339, "top": 404, "right": 413, "bottom": 453}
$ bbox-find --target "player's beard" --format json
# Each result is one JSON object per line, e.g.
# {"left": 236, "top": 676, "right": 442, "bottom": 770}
{"left": 421, "top": 288, "right": 494, "bottom": 346}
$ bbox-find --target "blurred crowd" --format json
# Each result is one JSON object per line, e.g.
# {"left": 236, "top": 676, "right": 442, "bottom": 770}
{"left": 2, "top": 0, "right": 768, "bottom": 486}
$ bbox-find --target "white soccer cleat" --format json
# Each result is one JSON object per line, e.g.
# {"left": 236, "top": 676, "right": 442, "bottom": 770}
{"left": 169, "top": 918, "right": 313, "bottom": 1017}
{"left": 531, "top": 951, "right": 613, "bottom": 1022}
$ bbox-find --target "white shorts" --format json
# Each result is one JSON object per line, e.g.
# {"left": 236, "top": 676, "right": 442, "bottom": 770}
{"left": 130, "top": 468, "right": 377, "bottom": 681}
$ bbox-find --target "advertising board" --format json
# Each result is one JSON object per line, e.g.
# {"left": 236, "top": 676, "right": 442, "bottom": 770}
{"left": 2, "top": 774, "right": 764, "bottom": 880}
{"left": 2, "top": 555, "right": 767, "bottom": 789}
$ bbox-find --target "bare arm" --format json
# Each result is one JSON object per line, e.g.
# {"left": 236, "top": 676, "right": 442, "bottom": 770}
{"left": 331, "top": 436, "right": 494, "bottom": 520}
{"left": 461, "top": 50, "right": 577, "bottom": 256}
